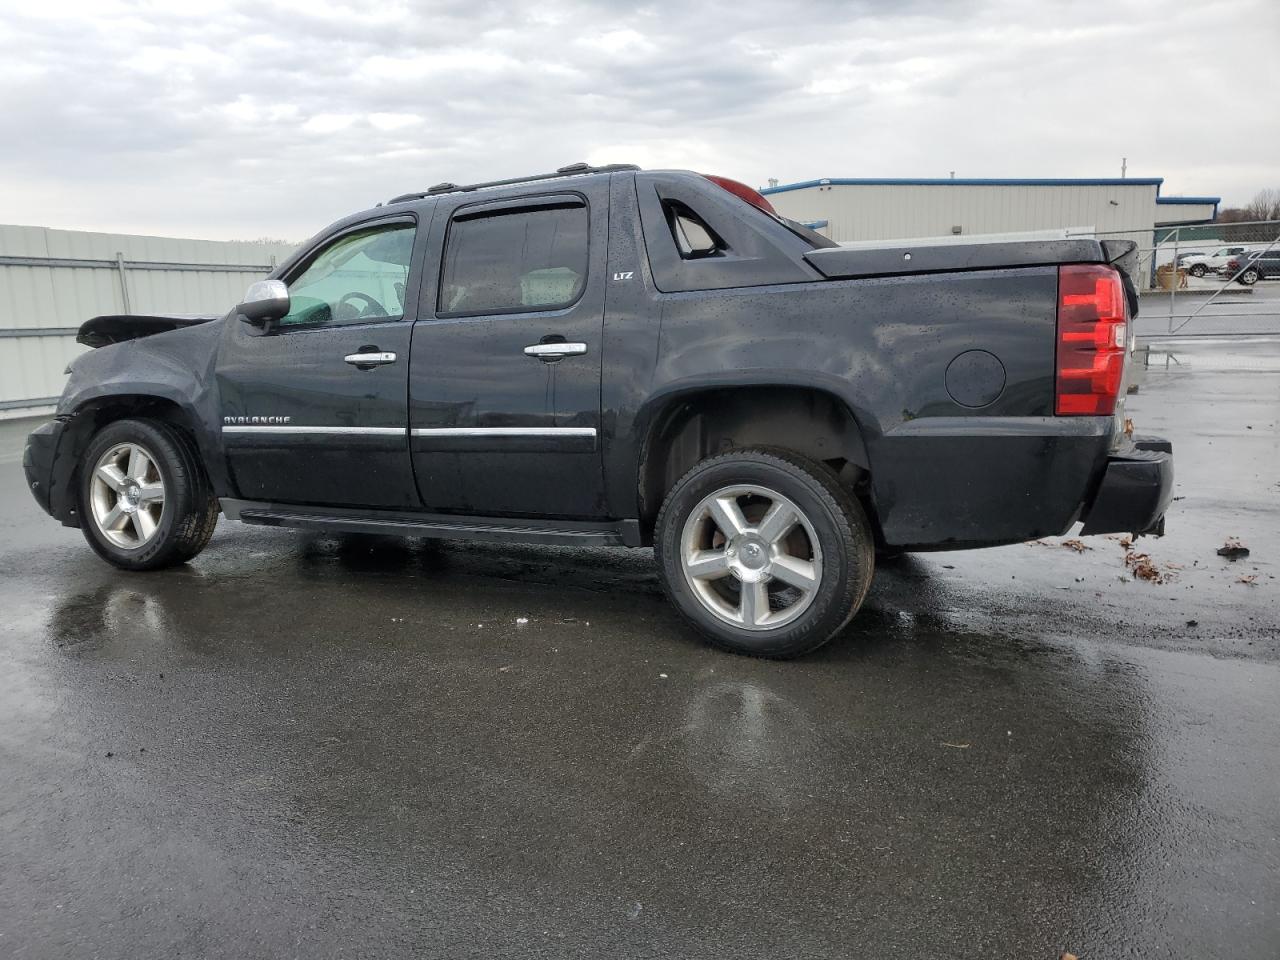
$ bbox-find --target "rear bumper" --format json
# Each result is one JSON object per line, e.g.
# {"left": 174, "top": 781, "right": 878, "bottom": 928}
{"left": 871, "top": 418, "right": 1173, "bottom": 549}
{"left": 1080, "top": 439, "right": 1173, "bottom": 536}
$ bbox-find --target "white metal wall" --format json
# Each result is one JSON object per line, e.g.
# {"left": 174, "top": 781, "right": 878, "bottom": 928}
{"left": 0, "top": 225, "right": 296, "bottom": 417}
{"left": 765, "top": 182, "right": 1165, "bottom": 243}
{"left": 765, "top": 182, "right": 1221, "bottom": 291}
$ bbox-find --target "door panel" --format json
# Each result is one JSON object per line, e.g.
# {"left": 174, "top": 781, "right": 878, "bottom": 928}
{"left": 215, "top": 215, "right": 427, "bottom": 508}
{"left": 218, "top": 320, "right": 415, "bottom": 507}
{"left": 409, "top": 185, "right": 609, "bottom": 518}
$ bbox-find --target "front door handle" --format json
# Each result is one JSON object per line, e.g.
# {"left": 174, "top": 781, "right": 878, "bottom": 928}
{"left": 344, "top": 351, "right": 397, "bottom": 368}
{"left": 524, "top": 342, "right": 587, "bottom": 361}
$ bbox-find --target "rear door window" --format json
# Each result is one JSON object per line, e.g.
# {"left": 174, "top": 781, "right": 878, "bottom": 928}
{"left": 438, "top": 199, "right": 588, "bottom": 316}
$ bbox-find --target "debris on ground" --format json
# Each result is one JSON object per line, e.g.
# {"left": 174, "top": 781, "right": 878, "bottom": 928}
{"left": 1186, "top": 619, "right": 1199, "bottom": 627}
{"left": 1029, "top": 538, "right": 1091, "bottom": 552}
{"left": 515, "top": 617, "right": 529, "bottom": 625}
{"left": 941, "top": 741, "right": 971, "bottom": 749}
{"left": 1237, "top": 575, "right": 1258, "bottom": 586}
{"left": 1217, "top": 538, "right": 1251, "bottom": 560}
{"left": 1118, "top": 538, "right": 1172, "bottom": 584}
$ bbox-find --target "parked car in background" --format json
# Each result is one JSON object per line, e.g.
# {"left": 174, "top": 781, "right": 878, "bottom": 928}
{"left": 1174, "top": 251, "right": 1207, "bottom": 266}
{"left": 1182, "top": 246, "right": 1253, "bottom": 277}
{"left": 1226, "top": 250, "right": 1280, "bottom": 285}
{"left": 23, "top": 163, "right": 1172, "bottom": 659}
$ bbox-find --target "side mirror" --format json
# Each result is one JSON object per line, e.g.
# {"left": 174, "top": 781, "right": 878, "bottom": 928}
{"left": 237, "top": 279, "right": 290, "bottom": 325}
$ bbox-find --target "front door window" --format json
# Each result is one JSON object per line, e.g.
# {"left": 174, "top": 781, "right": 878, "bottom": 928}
{"left": 282, "top": 225, "right": 416, "bottom": 328}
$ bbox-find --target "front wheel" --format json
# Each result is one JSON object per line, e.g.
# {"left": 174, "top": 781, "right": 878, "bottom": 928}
{"left": 1189, "top": 263, "right": 1207, "bottom": 278}
{"left": 654, "top": 449, "right": 875, "bottom": 659}
{"left": 79, "top": 418, "right": 219, "bottom": 570}
{"left": 1238, "top": 268, "right": 1260, "bottom": 286}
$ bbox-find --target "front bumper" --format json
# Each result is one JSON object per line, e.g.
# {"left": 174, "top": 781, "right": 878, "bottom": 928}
{"left": 23, "top": 419, "right": 65, "bottom": 517}
{"left": 1080, "top": 437, "right": 1173, "bottom": 536}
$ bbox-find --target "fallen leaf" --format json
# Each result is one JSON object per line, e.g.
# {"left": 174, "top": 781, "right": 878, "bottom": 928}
{"left": 941, "top": 741, "right": 971, "bottom": 749}
{"left": 1123, "top": 545, "right": 1172, "bottom": 584}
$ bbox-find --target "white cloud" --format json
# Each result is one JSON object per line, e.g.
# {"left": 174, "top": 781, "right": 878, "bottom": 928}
{"left": 302, "top": 113, "right": 360, "bottom": 134}
{"left": 0, "top": 0, "right": 1273, "bottom": 240}
{"left": 368, "top": 112, "right": 424, "bottom": 131}
{"left": 579, "top": 28, "right": 656, "bottom": 56}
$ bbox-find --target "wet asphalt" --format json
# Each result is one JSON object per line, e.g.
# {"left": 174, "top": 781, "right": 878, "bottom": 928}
{"left": 1, "top": 340, "right": 1277, "bottom": 959}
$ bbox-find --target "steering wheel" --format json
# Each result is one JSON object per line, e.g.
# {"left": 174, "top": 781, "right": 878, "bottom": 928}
{"left": 335, "top": 291, "right": 388, "bottom": 321}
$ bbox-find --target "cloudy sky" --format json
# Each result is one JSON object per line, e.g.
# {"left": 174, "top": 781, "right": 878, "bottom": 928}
{"left": 0, "top": 0, "right": 1275, "bottom": 241}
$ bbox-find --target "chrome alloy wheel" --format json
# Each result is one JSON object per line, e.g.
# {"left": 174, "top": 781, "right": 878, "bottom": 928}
{"left": 89, "top": 442, "right": 166, "bottom": 549}
{"left": 679, "top": 484, "right": 824, "bottom": 631}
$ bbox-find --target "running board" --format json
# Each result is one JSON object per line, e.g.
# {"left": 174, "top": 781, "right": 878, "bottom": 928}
{"left": 219, "top": 499, "right": 642, "bottom": 547}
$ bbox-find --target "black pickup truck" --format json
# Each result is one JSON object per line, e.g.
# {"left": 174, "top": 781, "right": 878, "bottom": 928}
{"left": 24, "top": 163, "right": 1173, "bottom": 658}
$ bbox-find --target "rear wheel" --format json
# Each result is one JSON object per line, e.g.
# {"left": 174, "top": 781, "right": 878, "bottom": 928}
{"left": 1239, "top": 268, "right": 1260, "bottom": 286}
{"left": 79, "top": 418, "right": 218, "bottom": 570}
{"left": 654, "top": 449, "right": 874, "bottom": 659}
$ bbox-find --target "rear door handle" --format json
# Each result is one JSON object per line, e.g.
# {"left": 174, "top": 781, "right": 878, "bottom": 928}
{"left": 524, "top": 342, "right": 587, "bottom": 361}
{"left": 344, "top": 351, "right": 397, "bottom": 368}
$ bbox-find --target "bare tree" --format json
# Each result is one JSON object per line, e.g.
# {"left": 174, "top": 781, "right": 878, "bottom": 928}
{"left": 1244, "top": 188, "right": 1280, "bottom": 223}
{"left": 1213, "top": 190, "right": 1280, "bottom": 242}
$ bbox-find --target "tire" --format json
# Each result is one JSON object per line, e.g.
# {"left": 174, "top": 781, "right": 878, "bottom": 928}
{"left": 1239, "top": 269, "right": 1259, "bottom": 286}
{"left": 78, "top": 418, "right": 218, "bottom": 571}
{"left": 654, "top": 448, "right": 875, "bottom": 659}
{"left": 1189, "top": 263, "right": 1207, "bottom": 278}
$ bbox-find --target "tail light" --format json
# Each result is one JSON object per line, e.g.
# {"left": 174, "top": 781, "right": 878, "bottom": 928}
{"left": 1225, "top": 258, "right": 1240, "bottom": 271}
{"left": 1055, "top": 264, "right": 1127, "bottom": 416}
{"left": 701, "top": 174, "right": 778, "bottom": 215}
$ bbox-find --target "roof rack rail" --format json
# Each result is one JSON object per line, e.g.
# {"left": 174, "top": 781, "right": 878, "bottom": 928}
{"left": 385, "top": 162, "right": 640, "bottom": 204}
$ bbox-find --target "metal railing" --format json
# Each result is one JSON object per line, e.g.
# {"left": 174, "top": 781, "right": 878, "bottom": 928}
{"left": 0, "top": 238, "right": 289, "bottom": 416}
{"left": 0, "top": 253, "right": 276, "bottom": 334}
{"left": 1065, "top": 220, "right": 1280, "bottom": 339}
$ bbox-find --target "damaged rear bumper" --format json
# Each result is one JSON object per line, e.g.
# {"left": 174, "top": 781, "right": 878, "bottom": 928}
{"left": 1080, "top": 437, "right": 1173, "bottom": 536}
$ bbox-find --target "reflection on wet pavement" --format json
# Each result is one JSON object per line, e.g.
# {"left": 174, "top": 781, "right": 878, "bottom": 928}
{"left": 1, "top": 340, "right": 1277, "bottom": 958}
